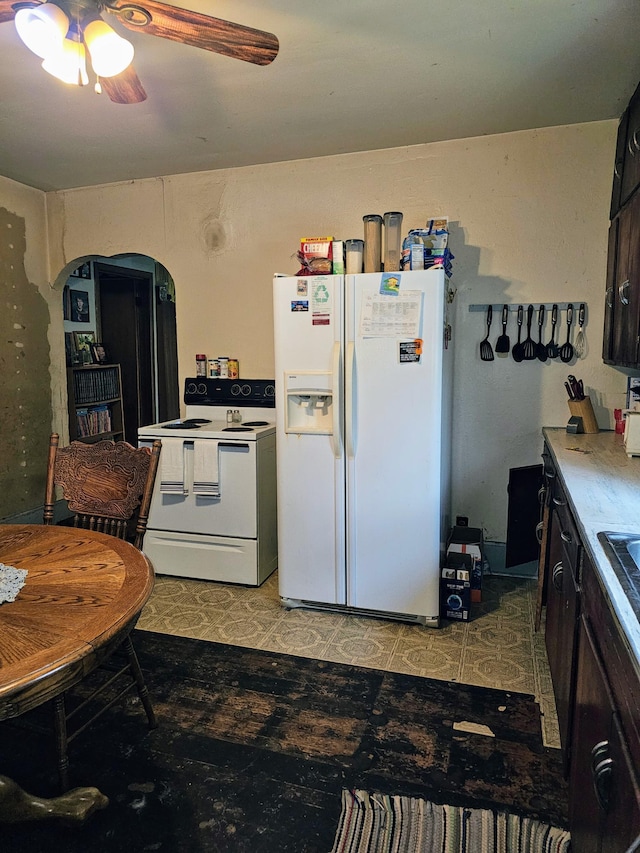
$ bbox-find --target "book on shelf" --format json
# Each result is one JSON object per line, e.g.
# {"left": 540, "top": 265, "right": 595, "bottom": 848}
{"left": 76, "top": 404, "right": 113, "bottom": 437}
{"left": 72, "top": 365, "right": 120, "bottom": 405}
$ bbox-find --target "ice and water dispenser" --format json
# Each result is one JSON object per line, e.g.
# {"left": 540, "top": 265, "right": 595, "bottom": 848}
{"left": 285, "top": 372, "right": 333, "bottom": 434}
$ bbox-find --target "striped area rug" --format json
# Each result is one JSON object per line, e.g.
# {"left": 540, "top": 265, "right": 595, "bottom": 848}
{"left": 331, "top": 790, "right": 571, "bottom": 853}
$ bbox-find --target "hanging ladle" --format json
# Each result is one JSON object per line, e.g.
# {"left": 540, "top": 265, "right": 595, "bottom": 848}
{"left": 512, "top": 305, "right": 524, "bottom": 362}
{"left": 536, "top": 304, "right": 547, "bottom": 362}
{"left": 559, "top": 303, "right": 575, "bottom": 363}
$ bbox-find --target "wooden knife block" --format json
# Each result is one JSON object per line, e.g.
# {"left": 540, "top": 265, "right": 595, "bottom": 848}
{"left": 568, "top": 397, "right": 599, "bottom": 433}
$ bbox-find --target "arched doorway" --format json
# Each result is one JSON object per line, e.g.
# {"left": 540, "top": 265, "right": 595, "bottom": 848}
{"left": 63, "top": 254, "right": 178, "bottom": 445}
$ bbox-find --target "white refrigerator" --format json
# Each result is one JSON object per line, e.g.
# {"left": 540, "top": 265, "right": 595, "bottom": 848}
{"left": 273, "top": 269, "right": 453, "bottom": 626}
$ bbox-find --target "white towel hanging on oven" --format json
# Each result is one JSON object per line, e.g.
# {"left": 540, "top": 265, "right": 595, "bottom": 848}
{"left": 159, "top": 438, "right": 187, "bottom": 494}
{"left": 193, "top": 440, "right": 220, "bottom": 497}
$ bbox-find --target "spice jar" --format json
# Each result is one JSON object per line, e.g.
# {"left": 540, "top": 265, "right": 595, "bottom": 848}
{"left": 196, "top": 354, "right": 207, "bottom": 377}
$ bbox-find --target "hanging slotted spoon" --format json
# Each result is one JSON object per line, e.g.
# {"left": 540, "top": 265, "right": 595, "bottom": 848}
{"left": 495, "top": 304, "right": 510, "bottom": 355}
{"left": 522, "top": 304, "right": 536, "bottom": 360}
{"left": 574, "top": 302, "right": 586, "bottom": 358}
{"left": 546, "top": 304, "right": 559, "bottom": 358}
{"left": 559, "top": 303, "right": 575, "bottom": 363}
{"left": 480, "top": 305, "right": 494, "bottom": 361}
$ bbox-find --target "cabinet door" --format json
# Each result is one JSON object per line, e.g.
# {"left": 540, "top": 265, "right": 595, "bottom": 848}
{"left": 603, "top": 220, "right": 618, "bottom": 364}
{"left": 612, "top": 192, "right": 640, "bottom": 366}
{"left": 570, "top": 616, "right": 640, "bottom": 853}
{"left": 610, "top": 108, "right": 629, "bottom": 219}
{"left": 600, "top": 714, "right": 640, "bottom": 853}
{"left": 544, "top": 482, "right": 580, "bottom": 765}
{"left": 569, "top": 616, "right": 613, "bottom": 853}
{"left": 621, "top": 85, "right": 640, "bottom": 205}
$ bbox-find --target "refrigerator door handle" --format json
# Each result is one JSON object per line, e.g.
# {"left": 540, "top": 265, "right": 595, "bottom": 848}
{"left": 330, "top": 341, "right": 342, "bottom": 459}
{"left": 345, "top": 341, "right": 355, "bottom": 458}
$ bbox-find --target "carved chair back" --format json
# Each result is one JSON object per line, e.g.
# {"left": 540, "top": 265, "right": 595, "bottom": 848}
{"left": 43, "top": 433, "right": 162, "bottom": 550}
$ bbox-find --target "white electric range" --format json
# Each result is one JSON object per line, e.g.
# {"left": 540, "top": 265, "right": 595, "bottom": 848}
{"left": 138, "top": 378, "right": 277, "bottom": 585}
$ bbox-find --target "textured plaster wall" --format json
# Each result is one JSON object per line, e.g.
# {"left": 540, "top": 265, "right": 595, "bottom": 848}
{"left": 44, "top": 121, "right": 629, "bottom": 540}
{"left": 0, "top": 177, "right": 56, "bottom": 518}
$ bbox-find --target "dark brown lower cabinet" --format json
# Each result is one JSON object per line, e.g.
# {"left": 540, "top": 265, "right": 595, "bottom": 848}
{"left": 569, "top": 562, "right": 640, "bottom": 853}
{"left": 544, "top": 476, "right": 580, "bottom": 770}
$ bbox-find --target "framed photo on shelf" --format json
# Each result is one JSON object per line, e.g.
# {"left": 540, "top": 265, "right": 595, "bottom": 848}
{"left": 70, "top": 262, "right": 91, "bottom": 279}
{"left": 69, "top": 289, "right": 90, "bottom": 323}
{"left": 91, "top": 343, "right": 108, "bottom": 364}
{"left": 74, "top": 332, "right": 96, "bottom": 365}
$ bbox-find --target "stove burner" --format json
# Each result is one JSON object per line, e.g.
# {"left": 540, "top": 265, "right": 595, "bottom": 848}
{"left": 162, "top": 421, "right": 201, "bottom": 430}
{"left": 222, "top": 426, "right": 254, "bottom": 432}
{"left": 183, "top": 418, "right": 212, "bottom": 425}
{"left": 243, "top": 421, "right": 269, "bottom": 427}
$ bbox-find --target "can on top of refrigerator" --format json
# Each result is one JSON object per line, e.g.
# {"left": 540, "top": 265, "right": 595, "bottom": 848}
{"left": 228, "top": 358, "right": 239, "bottom": 379}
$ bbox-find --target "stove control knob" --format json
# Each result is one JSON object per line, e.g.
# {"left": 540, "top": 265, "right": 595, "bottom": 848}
{"left": 230, "top": 383, "right": 241, "bottom": 395}
{"left": 186, "top": 382, "right": 198, "bottom": 395}
{"left": 241, "top": 384, "right": 252, "bottom": 396}
{"left": 265, "top": 384, "right": 275, "bottom": 397}
{"left": 197, "top": 383, "right": 207, "bottom": 395}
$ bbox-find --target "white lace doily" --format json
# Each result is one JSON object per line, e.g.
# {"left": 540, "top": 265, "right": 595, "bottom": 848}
{"left": 0, "top": 563, "right": 28, "bottom": 604}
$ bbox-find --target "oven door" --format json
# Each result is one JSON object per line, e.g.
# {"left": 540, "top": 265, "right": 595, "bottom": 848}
{"left": 142, "top": 438, "right": 257, "bottom": 537}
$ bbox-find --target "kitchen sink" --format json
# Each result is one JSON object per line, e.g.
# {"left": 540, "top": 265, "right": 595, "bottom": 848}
{"left": 597, "top": 532, "right": 640, "bottom": 620}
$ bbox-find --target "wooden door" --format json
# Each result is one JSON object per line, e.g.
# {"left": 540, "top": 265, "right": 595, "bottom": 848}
{"left": 94, "top": 263, "right": 154, "bottom": 444}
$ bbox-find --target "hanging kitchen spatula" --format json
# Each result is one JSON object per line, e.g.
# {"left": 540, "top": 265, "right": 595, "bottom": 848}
{"left": 546, "top": 304, "right": 559, "bottom": 358}
{"left": 495, "top": 304, "right": 510, "bottom": 355}
{"left": 480, "top": 305, "right": 494, "bottom": 361}
{"left": 574, "top": 302, "right": 586, "bottom": 357}
{"left": 559, "top": 303, "right": 575, "bottom": 363}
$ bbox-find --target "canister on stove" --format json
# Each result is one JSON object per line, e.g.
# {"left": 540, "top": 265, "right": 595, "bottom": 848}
{"left": 228, "top": 358, "right": 239, "bottom": 379}
{"left": 196, "top": 354, "right": 207, "bottom": 377}
{"left": 207, "top": 358, "right": 220, "bottom": 378}
{"left": 218, "top": 357, "right": 229, "bottom": 378}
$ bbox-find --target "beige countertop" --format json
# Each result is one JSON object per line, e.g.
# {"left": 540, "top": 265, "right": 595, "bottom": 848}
{"left": 543, "top": 427, "right": 640, "bottom": 670}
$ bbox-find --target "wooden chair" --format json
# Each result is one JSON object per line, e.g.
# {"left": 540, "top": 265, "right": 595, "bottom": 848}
{"left": 40, "top": 433, "right": 162, "bottom": 791}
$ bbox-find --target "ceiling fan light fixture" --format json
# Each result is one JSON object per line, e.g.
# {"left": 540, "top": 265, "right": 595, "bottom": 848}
{"left": 15, "top": 2, "right": 69, "bottom": 59}
{"left": 83, "top": 18, "right": 134, "bottom": 78}
{"left": 42, "top": 37, "right": 89, "bottom": 86}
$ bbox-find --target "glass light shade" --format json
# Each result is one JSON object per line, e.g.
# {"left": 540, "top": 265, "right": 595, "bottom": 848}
{"left": 84, "top": 19, "right": 134, "bottom": 77}
{"left": 42, "top": 39, "right": 89, "bottom": 86}
{"left": 15, "top": 3, "right": 69, "bottom": 59}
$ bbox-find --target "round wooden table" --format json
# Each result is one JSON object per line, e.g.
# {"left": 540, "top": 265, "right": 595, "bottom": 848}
{"left": 0, "top": 524, "right": 154, "bottom": 822}
{"left": 0, "top": 524, "right": 154, "bottom": 720}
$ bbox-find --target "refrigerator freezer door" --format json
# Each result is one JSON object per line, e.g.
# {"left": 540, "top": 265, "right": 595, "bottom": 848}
{"left": 273, "top": 275, "right": 346, "bottom": 604}
{"left": 345, "top": 270, "right": 445, "bottom": 620}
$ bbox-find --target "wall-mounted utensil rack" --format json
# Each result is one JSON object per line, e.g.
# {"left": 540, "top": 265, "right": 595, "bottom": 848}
{"left": 468, "top": 302, "right": 586, "bottom": 313}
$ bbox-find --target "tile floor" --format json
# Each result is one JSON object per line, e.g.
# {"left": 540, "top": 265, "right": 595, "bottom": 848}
{"left": 137, "top": 571, "right": 560, "bottom": 748}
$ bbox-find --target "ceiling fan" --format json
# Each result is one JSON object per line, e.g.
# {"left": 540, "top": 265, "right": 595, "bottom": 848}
{"left": 0, "top": 0, "right": 279, "bottom": 104}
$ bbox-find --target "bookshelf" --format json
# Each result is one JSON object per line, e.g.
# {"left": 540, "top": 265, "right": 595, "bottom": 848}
{"left": 67, "top": 364, "right": 125, "bottom": 443}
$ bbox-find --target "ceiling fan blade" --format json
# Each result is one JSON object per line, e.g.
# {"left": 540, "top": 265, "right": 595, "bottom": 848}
{"left": 108, "top": 0, "right": 279, "bottom": 66}
{"left": 100, "top": 65, "right": 147, "bottom": 104}
{"left": 0, "top": 0, "right": 27, "bottom": 23}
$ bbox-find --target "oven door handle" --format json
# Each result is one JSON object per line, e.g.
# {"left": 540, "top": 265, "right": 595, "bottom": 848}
{"left": 330, "top": 341, "right": 343, "bottom": 459}
{"left": 218, "top": 442, "right": 250, "bottom": 449}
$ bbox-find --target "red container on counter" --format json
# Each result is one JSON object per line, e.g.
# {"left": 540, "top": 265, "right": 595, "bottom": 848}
{"left": 228, "top": 359, "right": 239, "bottom": 379}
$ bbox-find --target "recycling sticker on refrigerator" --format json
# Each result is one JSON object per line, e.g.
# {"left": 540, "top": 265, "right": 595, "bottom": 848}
{"left": 311, "top": 278, "right": 332, "bottom": 326}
